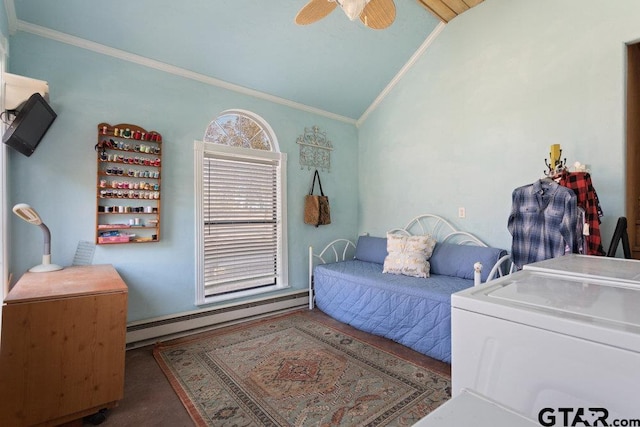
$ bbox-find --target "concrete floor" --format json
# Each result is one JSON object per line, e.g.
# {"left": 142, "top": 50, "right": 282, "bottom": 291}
{"left": 87, "top": 309, "right": 451, "bottom": 427}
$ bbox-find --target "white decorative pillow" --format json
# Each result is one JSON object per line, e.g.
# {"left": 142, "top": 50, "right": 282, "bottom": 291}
{"left": 382, "top": 233, "right": 437, "bottom": 278}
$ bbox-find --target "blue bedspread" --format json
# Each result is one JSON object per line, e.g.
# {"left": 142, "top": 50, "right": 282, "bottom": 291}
{"left": 313, "top": 259, "right": 474, "bottom": 363}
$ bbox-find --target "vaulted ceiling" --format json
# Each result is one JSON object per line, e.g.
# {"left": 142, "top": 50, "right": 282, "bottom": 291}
{"left": 5, "top": 0, "right": 484, "bottom": 122}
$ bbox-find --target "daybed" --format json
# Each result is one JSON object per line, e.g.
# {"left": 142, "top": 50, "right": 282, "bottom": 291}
{"left": 308, "top": 214, "right": 510, "bottom": 363}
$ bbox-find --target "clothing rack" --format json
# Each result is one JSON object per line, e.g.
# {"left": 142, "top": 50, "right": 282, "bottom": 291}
{"left": 542, "top": 146, "right": 604, "bottom": 256}
{"left": 508, "top": 149, "right": 605, "bottom": 268}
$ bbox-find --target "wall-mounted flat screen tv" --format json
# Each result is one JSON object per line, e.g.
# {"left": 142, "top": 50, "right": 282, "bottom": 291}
{"left": 2, "top": 93, "right": 57, "bottom": 157}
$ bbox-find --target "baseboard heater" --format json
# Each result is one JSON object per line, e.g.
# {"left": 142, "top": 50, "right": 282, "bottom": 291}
{"left": 125, "top": 289, "right": 309, "bottom": 348}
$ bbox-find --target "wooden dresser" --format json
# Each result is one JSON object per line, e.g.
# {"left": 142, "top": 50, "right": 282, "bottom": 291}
{"left": 0, "top": 265, "right": 128, "bottom": 426}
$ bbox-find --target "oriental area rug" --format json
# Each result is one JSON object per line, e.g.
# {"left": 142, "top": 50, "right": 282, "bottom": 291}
{"left": 153, "top": 311, "right": 451, "bottom": 426}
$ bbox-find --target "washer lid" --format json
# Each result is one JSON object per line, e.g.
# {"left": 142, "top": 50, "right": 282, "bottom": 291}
{"left": 452, "top": 270, "right": 640, "bottom": 352}
{"left": 523, "top": 254, "right": 640, "bottom": 284}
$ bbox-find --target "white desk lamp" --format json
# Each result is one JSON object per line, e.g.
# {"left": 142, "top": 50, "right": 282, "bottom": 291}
{"left": 12, "top": 203, "right": 63, "bottom": 272}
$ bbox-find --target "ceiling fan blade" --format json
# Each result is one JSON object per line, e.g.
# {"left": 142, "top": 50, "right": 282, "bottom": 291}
{"left": 295, "top": 0, "right": 338, "bottom": 25}
{"left": 360, "top": 0, "right": 396, "bottom": 29}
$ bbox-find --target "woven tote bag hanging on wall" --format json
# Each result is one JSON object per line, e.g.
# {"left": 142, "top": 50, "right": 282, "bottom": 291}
{"left": 304, "top": 170, "right": 331, "bottom": 227}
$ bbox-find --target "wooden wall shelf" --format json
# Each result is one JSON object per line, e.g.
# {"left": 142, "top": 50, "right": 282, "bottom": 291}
{"left": 95, "top": 122, "right": 163, "bottom": 244}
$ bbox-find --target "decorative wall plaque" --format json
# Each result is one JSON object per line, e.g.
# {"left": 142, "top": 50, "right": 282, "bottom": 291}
{"left": 296, "top": 126, "right": 333, "bottom": 172}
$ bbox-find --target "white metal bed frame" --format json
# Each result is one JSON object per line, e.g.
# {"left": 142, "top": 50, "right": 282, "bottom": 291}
{"left": 308, "top": 214, "right": 514, "bottom": 309}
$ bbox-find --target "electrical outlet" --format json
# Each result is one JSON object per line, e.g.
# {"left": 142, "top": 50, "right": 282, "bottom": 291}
{"left": 458, "top": 207, "right": 466, "bottom": 218}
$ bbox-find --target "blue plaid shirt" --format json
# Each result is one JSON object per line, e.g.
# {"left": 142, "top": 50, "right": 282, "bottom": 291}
{"left": 508, "top": 179, "right": 579, "bottom": 268}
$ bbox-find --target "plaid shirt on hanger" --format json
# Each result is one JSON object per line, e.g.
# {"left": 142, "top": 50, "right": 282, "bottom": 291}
{"left": 558, "top": 172, "right": 605, "bottom": 256}
{"left": 508, "top": 179, "right": 580, "bottom": 269}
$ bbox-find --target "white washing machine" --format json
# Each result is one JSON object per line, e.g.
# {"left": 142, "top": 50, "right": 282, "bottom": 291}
{"left": 451, "top": 269, "right": 640, "bottom": 421}
{"left": 523, "top": 253, "right": 640, "bottom": 284}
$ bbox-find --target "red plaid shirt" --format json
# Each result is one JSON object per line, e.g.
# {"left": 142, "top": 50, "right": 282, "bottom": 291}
{"left": 558, "top": 172, "right": 605, "bottom": 256}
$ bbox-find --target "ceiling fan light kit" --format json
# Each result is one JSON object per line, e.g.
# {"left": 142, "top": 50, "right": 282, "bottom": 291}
{"left": 336, "top": 0, "right": 370, "bottom": 21}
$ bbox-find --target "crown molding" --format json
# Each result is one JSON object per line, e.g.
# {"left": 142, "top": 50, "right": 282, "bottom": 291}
{"left": 356, "top": 21, "right": 445, "bottom": 127}
{"left": 14, "top": 20, "right": 357, "bottom": 125}
{"left": 9, "top": 14, "right": 445, "bottom": 128}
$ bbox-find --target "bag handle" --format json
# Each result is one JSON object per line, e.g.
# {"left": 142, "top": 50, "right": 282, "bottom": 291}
{"left": 308, "top": 170, "right": 325, "bottom": 196}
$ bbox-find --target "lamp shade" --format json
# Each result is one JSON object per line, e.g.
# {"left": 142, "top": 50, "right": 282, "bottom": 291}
{"left": 12, "top": 203, "right": 63, "bottom": 273}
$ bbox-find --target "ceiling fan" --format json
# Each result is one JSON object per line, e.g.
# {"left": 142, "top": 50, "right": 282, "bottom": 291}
{"left": 295, "top": 0, "right": 396, "bottom": 29}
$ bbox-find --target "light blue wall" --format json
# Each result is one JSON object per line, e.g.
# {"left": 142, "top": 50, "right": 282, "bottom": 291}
{"left": 358, "top": 0, "right": 640, "bottom": 251}
{"left": 7, "top": 33, "right": 358, "bottom": 321}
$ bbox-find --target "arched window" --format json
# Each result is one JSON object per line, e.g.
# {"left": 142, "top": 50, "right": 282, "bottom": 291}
{"left": 203, "top": 111, "right": 278, "bottom": 152}
{"left": 195, "top": 110, "right": 288, "bottom": 305}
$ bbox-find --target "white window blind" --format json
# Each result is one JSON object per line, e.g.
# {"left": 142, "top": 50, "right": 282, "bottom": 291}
{"left": 203, "top": 154, "right": 279, "bottom": 297}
